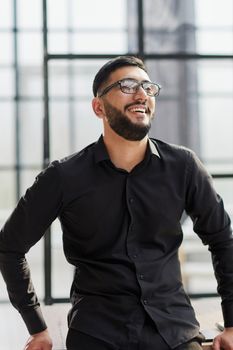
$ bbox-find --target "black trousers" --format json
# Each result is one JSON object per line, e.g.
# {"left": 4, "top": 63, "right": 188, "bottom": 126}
{"left": 66, "top": 316, "right": 203, "bottom": 350}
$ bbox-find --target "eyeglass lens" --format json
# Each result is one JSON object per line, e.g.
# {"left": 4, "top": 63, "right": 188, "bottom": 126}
{"left": 120, "top": 79, "right": 159, "bottom": 96}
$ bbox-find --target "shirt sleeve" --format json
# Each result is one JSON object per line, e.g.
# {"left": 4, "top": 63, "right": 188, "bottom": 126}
{"left": 0, "top": 161, "right": 63, "bottom": 334}
{"left": 185, "top": 150, "right": 233, "bottom": 327}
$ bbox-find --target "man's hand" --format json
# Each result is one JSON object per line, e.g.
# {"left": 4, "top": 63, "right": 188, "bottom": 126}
{"left": 24, "top": 329, "right": 53, "bottom": 350}
{"left": 212, "top": 327, "right": 233, "bottom": 350}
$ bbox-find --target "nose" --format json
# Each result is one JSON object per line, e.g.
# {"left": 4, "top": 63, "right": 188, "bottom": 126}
{"left": 133, "top": 84, "right": 148, "bottom": 100}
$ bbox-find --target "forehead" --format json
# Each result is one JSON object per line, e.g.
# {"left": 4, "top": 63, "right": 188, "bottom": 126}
{"left": 109, "top": 66, "right": 151, "bottom": 82}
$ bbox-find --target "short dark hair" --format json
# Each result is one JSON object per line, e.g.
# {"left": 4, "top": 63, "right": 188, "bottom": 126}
{"left": 92, "top": 56, "right": 147, "bottom": 97}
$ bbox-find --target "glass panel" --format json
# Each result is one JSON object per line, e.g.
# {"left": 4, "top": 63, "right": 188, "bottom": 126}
{"left": 144, "top": 0, "right": 233, "bottom": 54}
{"left": 146, "top": 59, "right": 233, "bottom": 172}
{"left": 18, "top": 33, "right": 42, "bottom": 65}
{"left": 51, "top": 220, "right": 73, "bottom": 298}
{"left": 47, "top": 0, "right": 127, "bottom": 54}
{"left": 47, "top": 0, "right": 68, "bottom": 29}
{"left": 144, "top": 0, "right": 196, "bottom": 54}
{"left": 151, "top": 99, "right": 180, "bottom": 144}
{"left": 71, "top": 32, "right": 128, "bottom": 54}
{"left": 198, "top": 61, "right": 233, "bottom": 94}
{"left": 199, "top": 98, "right": 233, "bottom": 171}
{"left": 47, "top": 32, "right": 69, "bottom": 53}
{"left": 0, "top": 0, "right": 13, "bottom": 28}
{"left": 71, "top": 0, "right": 127, "bottom": 29}
{"left": 50, "top": 101, "right": 70, "bottom": 159}
{"left": 196, "top": 31, "right": 233, "bottom": 55}
{"left": 50, "top": 99, "right": 102, "bottom": 159}
{"left": 49, "top": 61, "right": 70, "bottom": 97}
{"left": 0, "top": 32, "right": 13, "bottom": 65}
{"left": 18, "top": 102, "right": 43, "bottom": 166}
{"left": 49, "top": 31, "right": 128, "bottom": 54}
{"left": 195, "top": 0, "right": 233, "bottom": 27}
{"left": 18, "top": 66, "right": 43, "bottom": 97}
{"left": 146, "top": 59, "right": 201, "bottom": 153}
{"left": 0, "top": 171, "right": 16, "bottom": 215}
{"left": 73, "top": 101, "right": 103, "bottom": 151}
{"left": 195, "top": 0, "right": 233, "bottom": 54}
{"left": 0, "top": 103, "right": 15, "bottom": 165}
{"left": 72, "top": 60, "right": 102, "bottom": 98}
{"left": 0, "top": 68, "right": 14, "bottom": 97}
{"left": 17, "top": 0, "right": 42, "bottom": 29}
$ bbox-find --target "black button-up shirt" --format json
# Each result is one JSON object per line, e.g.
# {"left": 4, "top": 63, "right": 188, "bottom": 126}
{"left": 1, "top": 136, "right": 233, "bottom": 348}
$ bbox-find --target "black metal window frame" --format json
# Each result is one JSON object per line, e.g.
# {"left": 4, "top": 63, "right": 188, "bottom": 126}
{"left": 41, "top": 0, "right": 233, "bottom": 304}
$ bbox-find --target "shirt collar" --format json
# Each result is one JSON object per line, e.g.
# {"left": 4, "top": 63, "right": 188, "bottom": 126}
{"left": 94, "top": 135, "right": 160, "bottom": 164}
{"left": 148, "top": 138, "right": 160, "bottom": 158}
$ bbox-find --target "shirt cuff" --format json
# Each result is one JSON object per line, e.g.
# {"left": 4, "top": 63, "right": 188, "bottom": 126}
{"left": 222, "top": 301, "right": 233, "bottom": 327}
{"left": 20, "top": 306, "right": 47, "bottom": 335}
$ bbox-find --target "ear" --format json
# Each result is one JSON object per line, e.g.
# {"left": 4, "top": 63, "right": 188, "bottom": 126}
{"left": 92, "top": 97, "right": 105, "bottom": 119}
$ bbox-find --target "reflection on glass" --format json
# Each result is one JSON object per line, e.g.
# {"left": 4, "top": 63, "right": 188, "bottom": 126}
{"left": 196, "top": 31, "right": 233, "bottom": 54}
{"left": 0, "top": 68, "right": 14, "bottom": 97}
{"left": 0, "top": 0, "right": 13, "bottom": 28}
{"left": 198, "top": 61, "right": 233, "bottom": 94}
{"left": 0, "top": 33, "right": 13, "bottom": 65}
{"left": 0, "top": 171, "right": 16, "bottom": 213}
{"left": 199, "top": 98, "right": 233, "bottom": 163}
{"left": 17, "top": 0, "right": 42, "bottom": 29}
{"left": 195, "top": 0, "right": 233, "bottom": 27}
{"left": 71, "top": 0, "right": 126, "bottom": 29}
{"left": 18, "top": 102, "right": 43, "bottom": 166}
{"left": 0, "top": 103, "right": 15, "bottom": 165}
{"left": 19, "top": 66, "right": 43, "bottom": 97}
{"left": 18, "top": 33, "right": 42, "bottom": 65}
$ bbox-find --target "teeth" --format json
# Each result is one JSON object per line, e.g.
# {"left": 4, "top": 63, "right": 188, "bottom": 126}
{"left": 130, "top": 108, "right": 146, "bottom": 113}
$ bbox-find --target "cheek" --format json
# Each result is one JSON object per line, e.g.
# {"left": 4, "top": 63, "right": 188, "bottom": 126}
{"left": 149, "top": 100, "right": 156, "bottom": 114}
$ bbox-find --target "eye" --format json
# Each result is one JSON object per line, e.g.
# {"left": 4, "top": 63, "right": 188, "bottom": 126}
{"left": 120, "top": 79, "right": 138, "bottom": 92}
{"left": 122, "top": 79, "right": 136, "bottom": 87}
{"left": 143, "top": 83, "right": 157, "bottom": 96}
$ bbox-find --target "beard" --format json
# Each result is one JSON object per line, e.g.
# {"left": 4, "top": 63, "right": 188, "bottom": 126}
{"left": 103, "top": 100, "right": 154, "bottom": 141}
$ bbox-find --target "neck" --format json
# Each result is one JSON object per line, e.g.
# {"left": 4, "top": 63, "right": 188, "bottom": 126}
{"left": 103, "top": 130, "right": 148, "bottom": 172}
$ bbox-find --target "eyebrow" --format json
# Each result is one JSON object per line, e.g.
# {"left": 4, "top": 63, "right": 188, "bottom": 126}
{"left": 120, "top": 78, "right": 152, "bottom": 83}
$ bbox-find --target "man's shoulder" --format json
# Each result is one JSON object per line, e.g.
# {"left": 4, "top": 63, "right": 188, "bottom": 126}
{"left": 55, "top": 141, "right": 97, "bottom": 168}
{"left": 150, "top": 137, "right": 194, "bottom": 159}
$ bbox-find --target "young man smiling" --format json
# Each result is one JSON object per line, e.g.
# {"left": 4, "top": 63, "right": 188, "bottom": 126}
{"left": 1, "top": 56, "right": 233, "bottom": 350}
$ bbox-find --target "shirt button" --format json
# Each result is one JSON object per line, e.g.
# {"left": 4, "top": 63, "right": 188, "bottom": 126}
{"left": 129, "top": 198, "right": 134, "bottom": 204}
{"left": 132, "top": 254, "right": 138, "bottom": 259}
{"left": 139, "top": 274, "right": 144, "bottom": 280}
{"left": 143, "top": 299, "right": 148, "bottom": 305}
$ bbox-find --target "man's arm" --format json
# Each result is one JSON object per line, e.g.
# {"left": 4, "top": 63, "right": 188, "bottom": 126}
{"left": 0, "top": 162, "right": 63, "bottom": 340}
{"left": 185, "top": 150, "right": 233, "bottom": 349}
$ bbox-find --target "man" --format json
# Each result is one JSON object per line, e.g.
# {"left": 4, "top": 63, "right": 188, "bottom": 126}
{"left": 0, "top": 56, "right": 233, "bottom": 350}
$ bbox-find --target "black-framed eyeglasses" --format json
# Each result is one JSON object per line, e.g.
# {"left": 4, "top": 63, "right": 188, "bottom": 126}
{"left": 98, "top": 78, "right": 161, "bottom": 97}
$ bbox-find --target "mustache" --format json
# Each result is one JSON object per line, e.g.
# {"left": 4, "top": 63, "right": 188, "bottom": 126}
{"left": 124, "top": 102, "right": 151, "bottom": 114}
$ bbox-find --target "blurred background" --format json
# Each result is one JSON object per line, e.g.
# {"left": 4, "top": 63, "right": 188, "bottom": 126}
{"left": 0, "top": 0, "right": 233, "bottom": 304}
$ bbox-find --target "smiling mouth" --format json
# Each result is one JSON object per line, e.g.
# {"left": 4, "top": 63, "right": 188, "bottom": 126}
{"left": 127, "top": 105, "right": 148, "bottom": 114}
